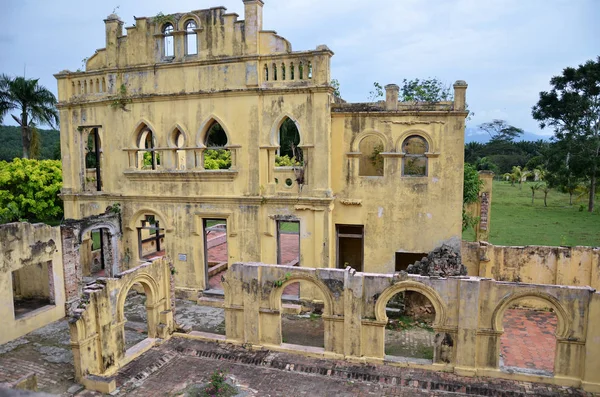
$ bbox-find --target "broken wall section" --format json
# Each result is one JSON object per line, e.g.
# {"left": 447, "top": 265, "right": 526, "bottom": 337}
{"left": 462, "top": 241, "right": 600, "bottom": 289}
{"left": 0, "top": 223, "right": 66, "bottom": 345}
{"left": 69, "top": 257, "right": 174, "bottom": 390}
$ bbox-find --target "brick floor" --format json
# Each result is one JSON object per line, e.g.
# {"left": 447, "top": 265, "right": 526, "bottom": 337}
{"left": 106, "top": 337, "right": 592, "bottom": 397}
{"left": 500, "top": 308, "right": 557, "bottom": 373}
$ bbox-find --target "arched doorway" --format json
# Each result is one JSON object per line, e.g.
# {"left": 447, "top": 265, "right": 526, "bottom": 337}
{"left": 137, "top": 214, "right": 165, "bottom": 261}
{"left": 499, "top": 302, "right": 558, "bottom": 375}
{"left": 278, "top": 278, "right": 327, "bottom": 349}
{"left": 384, "top": 290, "right": 436, "bottom": 363}
{"left": 123, "top": 283, "right": 149, "bottom": 351}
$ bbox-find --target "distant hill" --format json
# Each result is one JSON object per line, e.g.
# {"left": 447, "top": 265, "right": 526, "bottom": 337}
{"left": 0, "top": 125, "right": 60, "bottom": 161}
{"left": 465, "top": 127, "right": 551, "bottom": 143}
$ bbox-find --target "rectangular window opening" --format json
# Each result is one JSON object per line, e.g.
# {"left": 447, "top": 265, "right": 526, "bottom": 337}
{"left": 336, "top": 225, "right": 364, "bottom": 272}
{"left": 395, "top": 252, "right": 428, "bottom": 272}
{"left": 12, "top": 261, "right": 55, "bottom": 319}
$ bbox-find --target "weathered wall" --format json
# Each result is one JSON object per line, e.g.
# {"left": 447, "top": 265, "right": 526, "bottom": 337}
{"left": 0, "top": 223, "right": 66, "bottom": 345}
{"left": 210, "top": 262, "right": 600, "bottom": 393}
{"left": 330, "top": 84, "right": 468, "bottom": 273}
{"left": 69, "top": 258, "right": 174, "bottom": 389}
{"left": 55, "top": 1, "right": 467, "bottom": 297}
{"left": 462, "top": 241, "right": 600, "bottom": 289}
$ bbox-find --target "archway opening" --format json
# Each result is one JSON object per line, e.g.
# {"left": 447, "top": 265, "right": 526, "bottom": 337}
{"left": 281, "top": 281, "right": 324, "bottom": 349}
{"left": 499, "top": 303, "right": 557, "bottom": 376}
{"left": 358, "top": 135, "right": 384, "bottom": 176}
{"left": 123, "top": 283, "right": 149, "bottom": 351}
{"left": 137, "top": 214, "right": 165, "bottom": 261}
{"left": 203, "top": 121, "right": 231, "bottom": 170}
{"left": 385, "top": 291, "right": 436, "bottom": 363}
{"left": 275, "top": 118, "right": 303, "bottom": 167}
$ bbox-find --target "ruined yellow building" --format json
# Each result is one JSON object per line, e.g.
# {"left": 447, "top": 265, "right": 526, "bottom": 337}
{"left": 55, "top": 0, "right": 468, "bottom": 298}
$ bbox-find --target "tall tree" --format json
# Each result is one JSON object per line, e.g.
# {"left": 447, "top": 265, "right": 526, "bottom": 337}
{"left": 400, "top": 78, "right": 452, "bottom": 102}
{"left": 532, "top": 57, "right": 600, "bottom": 212}
{"left": 478, "top": 119, "right": 524, "bottom": 143}
{"left": 0, "top": 75, "right": 59, "bottom": 159}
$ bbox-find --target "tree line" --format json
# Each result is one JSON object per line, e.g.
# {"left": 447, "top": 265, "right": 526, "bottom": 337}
{"left": 466, "top": 56, "right": 600, "bottom": 212}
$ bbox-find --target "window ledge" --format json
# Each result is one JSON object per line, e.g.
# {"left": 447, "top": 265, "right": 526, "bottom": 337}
{"left": 123, "top": 169, "right": 238, "bottom": 182}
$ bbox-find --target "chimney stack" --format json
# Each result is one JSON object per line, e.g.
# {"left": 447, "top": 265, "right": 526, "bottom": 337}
{"left": 453, "top": 80, "right": 468, "bottom": 111}
{"left": 385, "top": 84, "right": 399, "bottom": 111}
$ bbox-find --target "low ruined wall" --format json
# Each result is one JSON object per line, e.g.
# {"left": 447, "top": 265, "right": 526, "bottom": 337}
{"left": 0, "top": 223, "right": 66, "bottom": 345}
{"left": 69, "top": 258, "right": 174, "bottom": 385}
{"left": 462, "top": 241, "right": 600, "bottom": 289}
{"left": 215, "top": 262, "right": 600, "bottom": 393}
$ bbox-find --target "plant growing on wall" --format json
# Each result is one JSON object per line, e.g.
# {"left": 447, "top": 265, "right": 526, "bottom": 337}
{"left": 110, "top": 84, "right": 132, "bottom": 111}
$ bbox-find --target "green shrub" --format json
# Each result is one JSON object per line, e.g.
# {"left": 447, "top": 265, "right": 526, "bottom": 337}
{"left": 275, "top": 154, "right": 302, "bottom": 167}
{"left": 204, "top": 149, "right": 231, "bottom": 170}
{"left": 0, "top": 158, "right": 63, "bottom": 223}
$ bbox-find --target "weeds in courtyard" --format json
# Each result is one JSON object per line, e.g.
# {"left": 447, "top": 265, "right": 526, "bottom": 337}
{"left": 195, "top": 369, "right": 236, "bottom": 397}
{"left": 386, "top": 315, "right": 433, "bottom": 332}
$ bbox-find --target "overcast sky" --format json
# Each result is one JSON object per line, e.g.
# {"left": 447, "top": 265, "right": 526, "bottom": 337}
{"left": 1, "top": 0, "right": 598, "bottom": 137}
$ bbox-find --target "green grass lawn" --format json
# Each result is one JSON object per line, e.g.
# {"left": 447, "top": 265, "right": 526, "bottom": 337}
{"left": 463, "top": 180, "right": 600, "bottom": 247}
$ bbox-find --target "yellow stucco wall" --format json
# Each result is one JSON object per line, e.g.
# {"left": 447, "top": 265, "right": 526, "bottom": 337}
{"left": 462, "top": 241, "right": 600, "bottom": 290}
{"left": 208, "top": 262, "right": 600, "bottom": 393}
{"left": 55, "top": 2, "right": 468, "bottom": 297}
{"left": 0, "top": 223, "right": 66, "bottom": 345}
{"left": 69, "top": 258, "right": 174, "bottom": 389}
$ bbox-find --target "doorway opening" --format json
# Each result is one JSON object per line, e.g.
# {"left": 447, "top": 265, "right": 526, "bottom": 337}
{"left": 384, "top": 291, "right": 436, "bottom": 364}
{"left": 203, "top": 219, "right": 228, "bottom": 292}
{"left": 123, "top": 284, "right": 149, "bottom": 351}
{"left": 500, "top": 305, "right": 557, "bottom": 376}
{"left": 336, "top": 225, "right": 364, "bottom": 272}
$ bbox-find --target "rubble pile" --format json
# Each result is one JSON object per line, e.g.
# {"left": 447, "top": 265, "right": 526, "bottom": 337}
{"left": 406, "top": 244, "right": 467, "bottom": 277}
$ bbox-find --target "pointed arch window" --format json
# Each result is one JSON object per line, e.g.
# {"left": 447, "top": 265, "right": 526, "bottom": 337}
{"left": 137, "top": 127, "right": 160, "bottom": 170}
{"left": 204, "top": 122, "right": 231, "bottom": 170}
{"left": 163, "top": 24, "right": 174, "bottom": 57}
{"left": 275, "top": 117, "right": 303, "bottom": 167}
{"left": 184, "top": 20, "right": 197, "bottom": 55}
{"left": 402, "top": 135, "right": 428, "bottom": 176}
{"left": 264, "top": 64, "right": 269, "bottom": 81}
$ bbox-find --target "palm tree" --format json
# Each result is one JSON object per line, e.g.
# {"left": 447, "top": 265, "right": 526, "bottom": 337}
{"left": 0, "top": 75, "right": 59, "bottom": 159}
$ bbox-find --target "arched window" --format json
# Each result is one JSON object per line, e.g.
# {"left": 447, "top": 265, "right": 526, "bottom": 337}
{"left": 163, "top": 24, "right": 174, "bottom": 57}
{"left": 299, "top": 62, "right": 304, "bottom": 80}
{"left": 290, "top": 62, "right": 295, "bottom": 80}
{"left": 308, "top": 62, "right": 313, "bottom": 79}
{"left": 137, "top": 127, "right": 159, "bottom": 170}
{"left": 172, "top": 129, "right": 185, "bottom": 148}
{"left": 281, "top": 63, "right": 286, "bottom": 80}
{"left": 358, "top": 135, "right": 384, "bottom": 176}
{"left": 402, "top": 135, "right": 428, "bottom": 176}
{"left": 264, "top": 64, "right": 269, "bottom": 81}
{"left": 275, "top": 118, "right": 302, "bottom": 167}
{"left": 184, "top": 20, "right": 197, "bottom": 55}
{"left": 204, "top": 122, "right": 231, "bottom": 170}
{"left": 273, "top": 63, "right": 278, "bottom": 81}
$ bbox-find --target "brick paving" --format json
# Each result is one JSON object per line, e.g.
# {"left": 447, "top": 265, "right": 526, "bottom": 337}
{"left": 107, "top": 338, "right": 592, "bottom": 397}
{"left": 500, "top": 308, "right": 557, "bottom": 374}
